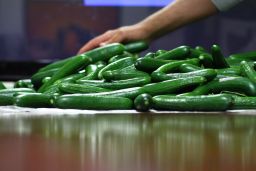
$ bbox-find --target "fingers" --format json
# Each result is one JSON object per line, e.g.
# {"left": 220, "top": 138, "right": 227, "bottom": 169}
{"left": 77, "top": 31, "right": 114, "bottom": 54}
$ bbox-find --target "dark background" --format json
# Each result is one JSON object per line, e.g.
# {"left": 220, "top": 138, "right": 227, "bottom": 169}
{"left": 0, "top": 0, "right": 255, "bottom": 80}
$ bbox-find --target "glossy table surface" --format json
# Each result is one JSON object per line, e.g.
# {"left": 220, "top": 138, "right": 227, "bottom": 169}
{"left": 0, "top": 109, "right": 256, "bottom": 171}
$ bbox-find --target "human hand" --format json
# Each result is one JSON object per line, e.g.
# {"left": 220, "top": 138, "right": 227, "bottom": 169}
{"left": 77, "top": 25, "right": 149, "bottom": 54}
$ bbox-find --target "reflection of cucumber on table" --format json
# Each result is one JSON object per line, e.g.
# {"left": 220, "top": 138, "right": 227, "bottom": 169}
{"left": 1, "top": 41, "right": 256, "bottom": 111}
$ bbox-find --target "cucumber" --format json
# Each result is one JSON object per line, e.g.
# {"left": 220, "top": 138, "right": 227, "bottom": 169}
{"left": 229, "top": 50, "right": 256, "bottom": 61}
{"left": 229, "top": 95, "right": 256, "bottom": 109}
{"left": 80, "top": 63, "right": 106, "bottom": 80}
{"left": 98, "top": 57, "right": 136, "bottom": 79}
{"left": 226, "top": 56, "right": 253, "bottom": 66}
{"left": 0, "top": 81, "right": 6, "bottom": 90}
{"left": 216, "top": 67, "right": 241, "bottom": 76}
{"left": 151, "top": 69, "right": 217, "bottom": 82}
{"left": 82, "top": 87, "right": 143, "bottom": 99}
{"left": 38, "top": 57, "right": 73, "bottom": 73}
{"left": 59, "top": 83, "right": 111, "bottom": 94}
{"left": 154, "top": 58, "right": 200, "bottom": 73}
{"left": 0, "top": 88, "right": 35, "bottom": 95}
{"left": 141, "top": 76, "right": 206, "bottom": 96}
{"left": 108, "top": 54, "right": 131, "bottom": 64}
{"left": 0, "top": 88, "right": 35, "bottom": 106}
{"left": 14, "top": 79, "right": 34, "bottom": 89}
{"left": 144, "top": 52, "right": 156, "bottom": 58}
{"left": 77, "top": 76, "right": 151, "bottom": 90}
{"left": 240, "top": 60, "right": 256, "bottom": 84}
{"left": 124, "top": 41, "right": 149, "bottom": 53}
{"left": 134, "top": 93, "right": 153, "bottom": 112}
{"left": 54, "top": 94, "right": 133, "bottom": 110}
{"left": 211, "top": 44, "right": 229, "bottom": 69}
{"left": 155, "top": 46, "right": 190, "bottom": 60}
{"left": 179, "top": 63, "right": 202, "bottom": 72}
{"left": 0, "top": 94, "right": 14, "bottom": 105}
{"left": 31, "top": 68, "right": 59, "bottom": 89}
{"left": 195, "top": 46, "right": 206, "bottom": 52}
{"left": 38, "top": 55, "right": 91, "bottom": 93}
{"left": 155, "top": 50, "right": 167, "bottom": 56}
{"left": 152, "top": 94, "right": 233, "bottom": 111}
{"left": 38, "top": 43, "right": 125, "bottom": 93}
{"left": 102, "top": 66, "right": 149, "bottom": 81}
{"left": 135, "top": 58, "right": 173, "bottom": 73}
{"left": 14, "top": 93, "right": 53, "bottom": 108}
{"left": 190, "top": 77, "right": 256, "bottom": 96}
{"left": 199, "top": 53, "right": 213, "bottom": 68}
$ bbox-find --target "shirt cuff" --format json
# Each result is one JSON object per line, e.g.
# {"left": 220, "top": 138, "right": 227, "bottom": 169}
{"left": 211, "top": 0, "right": 243, "bottom": 11}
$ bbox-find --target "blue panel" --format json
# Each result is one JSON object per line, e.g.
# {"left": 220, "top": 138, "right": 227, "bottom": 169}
{"left": 84, "top": 0, "right": 172, "bottom": 7}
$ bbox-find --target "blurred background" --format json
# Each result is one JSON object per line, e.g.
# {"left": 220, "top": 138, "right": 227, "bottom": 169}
{"left": 0, "top": 0, "right": 256, "bottom": 79}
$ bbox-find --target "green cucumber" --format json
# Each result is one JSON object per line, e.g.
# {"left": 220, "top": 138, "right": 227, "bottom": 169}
{"left": 14, "top": 79, "right": 34, "bottom": 89}
{"left": 134, "top": 93, "right": 153, "bottom": 112}
{"left": 0, "top": 88, "right": 35, "bottom": 105}
{"left": 124, "top": 41, "right": 149, "bottom": 53}
{"left": 54, "top": 94, "right": 133, "bottom": 110}
{"left": 38, "top": 55, "right": 91, "bottom": 93}
{"left": 98, "top": 57, "right": 136, "bottom": 79}
{"left": 102, "top": 66, "right": 149, "bottom": 81}
{"left": 108, "top": 54, "right": 131, "bottom": 64}
{"left": 38, "top": 58, "right": 73, "bottom": 73}
{"left": 14, "top": 93, "right": 53, "bottom": 108}
{"left": 179, "top": 63, "right": 202, "bottom": 72}
{"left": 229, "top": 95, "right": 256, "bottom": 109}
{"left": 211, "top": 44, "right": 229, "bottom": 69}
{"left": 190, "top": 77, "right": 256, "bottom": 96}
{"left": 152, "top": 94, "right": 233, "bottom": 111}
{"left": 80, "top": 63, "right": 106, "bottom": 80}
{"left": 77, "top": 76, "right": 151, "bottom": 90}
{"left": 82, "top": 87, "right": 143, "bottom": 99}
{"left": 144, "top": 52, "right": 156, "bottom": 58}
{"left": 152, "top": 69, "right": 217, "bottom": 82}
{"left": 155, "top": 50, "right": 168, "bottom": 56}
{"left": 135, "top": 58, "right": 173, "bottom": 73}
{"left": 0, "top": 81, "right": 6, "bottom": 90}
{"left": 141, "top": 76, "right": 206, "bottom": 96}
{"left": 31, "top": 68, "right": 59, "bottom": 89}
{"left": 195, "top": 46, "right": 206, "bottom": 52}
{"left": 155, "top": 46, "right": 190, "bottom": 60}
{"left": 0, "top": 94, "right": 14, "bottom": 105}
{"left": 240, "top": 60, "right": 256, "bottom": 84}
{"left": 199, "top": 53, "right": 213, "bottom": 68}
{"left": 229, "top": 50, "right": 256, "bottom": 61}
{"left": 59, "top": 83, "right": 111, "bottom": 94}
{"left": 155, "top": 58, "right": 200, "bottom": 74}
{"left": 216, "top": 67, "right": 241, "bottom": 76}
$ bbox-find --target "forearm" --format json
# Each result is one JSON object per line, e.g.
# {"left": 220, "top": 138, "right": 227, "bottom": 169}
{"left": 136, "top": 0, "right": 218, "bottom": 41}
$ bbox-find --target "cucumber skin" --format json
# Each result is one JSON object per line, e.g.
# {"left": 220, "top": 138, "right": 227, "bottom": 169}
{"left": 83, "top": 87, "right": 143, "bottom": 99}
{"left": 77, "top": 76, "right": 151, "bottom": 90}
{"left": 124, "top": 41, "right": 149, "bottom": 53}
{"left": 179, "top": 63, "right": 202, "bottom": 72}
{"left": 54, "top": 95, "right": 133, "bottom": 110}
{"left": 155, "top": 46, "right": 190, "bottom": 60}
{"left": 0, "top": 88, "right": 35, "bottom": 106}
{"left": 0, "top": 81, "right": 6, "bottom": 90}
{"left": 190, "top": 77, "right": 256, "bottom": 96}
{"left": 211, "top": 45, "right": 229, "bottom": 69}
{"left": 152, "top": 69, "right": 217, "bottom": 82}
{"left": 229, "top": 95, "right": 256, "bottom": 109}
{"left": 240, "top": 60, "right": 256, "bottom": 84}
{"left": 141, "top": 76, "right": 206, "bottom": 96}
{"left": 134, "top": 94, "right": 153, "bottom": 112}
{"left": 14, "top": 93, "right": 53, "bottom": 108}
{"left": 152, "top": 94, "right": 233, "bottom": 111}
{"left": 59, "top": 83, "right": 111, "bottom": 94}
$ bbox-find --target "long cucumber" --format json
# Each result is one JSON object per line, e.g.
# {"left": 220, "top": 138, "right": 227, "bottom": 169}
{"left": 152, "top": 94, "right": 233, "bottom": 111}
{"left": 54, "top": 95, "right": 133, "bottom": 110}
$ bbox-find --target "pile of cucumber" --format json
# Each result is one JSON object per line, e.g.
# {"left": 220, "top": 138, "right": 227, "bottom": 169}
{"left": 1, "top": 41, "right": 256, "bottom": 111}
